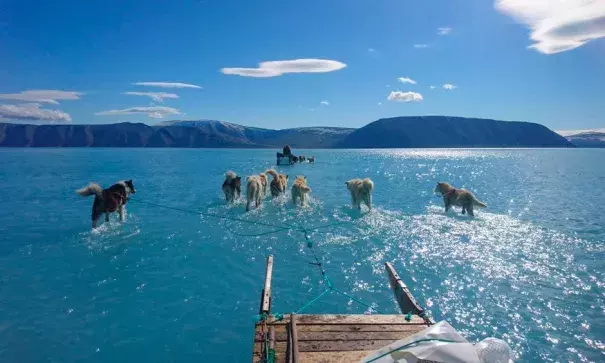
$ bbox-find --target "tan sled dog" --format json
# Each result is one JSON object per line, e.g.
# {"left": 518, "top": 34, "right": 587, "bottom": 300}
{"left": 259, "top": 173, "right": 268, "bottom": 196}
{"left": 291, "top": 176, "right": 311, "bottom": 206}
{"left": 246, "top": 175, "right": 264, "bottom": 211}
{"left": 266, "top": 169, "right": 288, "bottom": 198}
{"left": 345, "top": 178, "right": 374, "bottom": 210}
{"left": 435, "top": 182, "right": 487, "bottom": 216}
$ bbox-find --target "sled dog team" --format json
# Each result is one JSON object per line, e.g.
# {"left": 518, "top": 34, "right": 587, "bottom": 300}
{"left": 77, "top": 174, "right": 487, "bottom": 228}
{"left": 222, "top": 170, "right": 486, "bottom": 216}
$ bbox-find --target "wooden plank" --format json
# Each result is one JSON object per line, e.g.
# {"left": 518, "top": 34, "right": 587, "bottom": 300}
{"left": 260, "top": 255, "right": 274, "bottom": 314}
{"left": 257, "top": 330, "right": 424, "bottom": 343}
{"left": 385, "top": 262, "right": 425, "bottom": 316}
{"left": 287, "top": 319, "right": 293, "bottom": 363}
{"left": 255, "top": 339, "right": 400, "bottom": 353}
{"left": 291, "top": 314, "right": 299, "bottom": 363}
{"left": 266, "top": 314, "right": 426, "bottom": 325}
{"left": 298, "top": 351, "right": 370, "bottom": 363}
{"left": 269, "top": 326, "right": 275, "bottom": 358}
{"left": 260, "top": 323, "right": 428, "bottom": 335}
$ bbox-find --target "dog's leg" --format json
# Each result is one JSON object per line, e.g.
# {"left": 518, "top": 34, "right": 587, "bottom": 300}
{"left": 119, "top": 205, "right": 125, "bottom": 221}
{"left": 246, "top": 200, "right": 250, "bottom": 212}
{"left": 105, "top": 212, "right": 110, "bottom": 223}
{"left": 467, "top": 205, "right": 474, "bottom": 216}
{"left": 461, "top": 206, "right": 466, "bottom": 214}
{"left": 292, "top": 193, "right": 297, "bottom": 205}
{"left": 92, "top": 217, "right": 99, "bottom": 229}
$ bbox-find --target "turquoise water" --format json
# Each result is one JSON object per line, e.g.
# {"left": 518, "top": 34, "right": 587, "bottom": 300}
{"left": 1, "top": 148, "right": 604, "bottom": 362}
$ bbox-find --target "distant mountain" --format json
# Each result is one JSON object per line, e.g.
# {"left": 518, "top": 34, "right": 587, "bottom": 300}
{"left": 0, "top": 116, "right": 574, "bottom": 148}
{"left": 336, "top": 116, "right": 574, "bottom": 148}
{"left": 563, "top": 131, "right": 605, "bottom": 148}
{"left": 0, "top": 120, "right": 353, "bottom": 148}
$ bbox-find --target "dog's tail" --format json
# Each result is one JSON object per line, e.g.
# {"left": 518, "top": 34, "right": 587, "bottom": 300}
{"left": 265, "top": 169, "right": 279, "bottom": 180}
{"left": 76, "top": 183, "right": 102, "bottom": 197}
{"left": 225, "top": 171, "right": 237, "bottom": 180}
{"left": 473, "top": 196, "right": 487, "bottom": 208}
{"left": 362, "top": 178, "right": 374, "bottom": 192}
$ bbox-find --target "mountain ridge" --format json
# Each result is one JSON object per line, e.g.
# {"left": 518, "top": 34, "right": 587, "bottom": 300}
{"left": 0, "top": 116, "right": 574, "bottom": 148}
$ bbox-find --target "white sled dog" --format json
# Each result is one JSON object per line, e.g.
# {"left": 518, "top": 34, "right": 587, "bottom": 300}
{"left": 345, "top": 178, "right": 374, "bottom": 210}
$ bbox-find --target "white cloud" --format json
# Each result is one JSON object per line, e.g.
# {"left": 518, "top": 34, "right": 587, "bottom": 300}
{"left": 430, "top": 85, "right": 437, "bottom": 90}
{"left": 123, "top": 92, "right": 179, "bottom": 103}
{"left": 495, "top": 0, "right": 605, "bottom": 54}
{"left": 377, "top": 102, "right": 383, "bottom": 106}
{"left": 0, "top": 90, "right": 82, "bottom": 104}
{"left": 437, "top": 27, "right": 452, "bottom": 36}
{"left": 320, "top": 100, "right": 330, "bottom": 106}
{"left": 368, "top": 48, "right": 376, "bottom": 52}
{"left": 221, "top": 59, "right": 347, "bottom": 78}
{"left": 133, "top": 82, "right": 202, "bottom": 89}
{"left": 413, "top": 44, "right": 429, "bottom": 48}
{"left": 398, "top": 77, "right": 417, "bottom": 85}
{"left": 95, "top": 106, "right": 180, "bottom": 119}
{"left": 0, "top": 103, "right": 71, "bottom": 123}
{"left": 387, "top": 91, "right": 423, "bottom": 103}
{"left": 443, "top": 84, "right": 457, "bottom": 90}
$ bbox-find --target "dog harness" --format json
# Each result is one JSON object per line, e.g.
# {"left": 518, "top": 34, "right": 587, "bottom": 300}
{"left": 103, "top": 190, "right": 126, "bottom": 212}
{"left": 444, "top": 188, "right": 456, "bottom": 197}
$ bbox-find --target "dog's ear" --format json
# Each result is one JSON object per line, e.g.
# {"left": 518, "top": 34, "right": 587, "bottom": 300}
{"left": 236, "top": 176, "right": 241, "bottom": 181}
{"left": 345, "top": 181, "right": 349, "bottom": 185}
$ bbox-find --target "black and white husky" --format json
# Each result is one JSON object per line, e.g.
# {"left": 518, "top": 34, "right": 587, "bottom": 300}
{"left": 76, "top": 180, "right": 136, "bottom": 228}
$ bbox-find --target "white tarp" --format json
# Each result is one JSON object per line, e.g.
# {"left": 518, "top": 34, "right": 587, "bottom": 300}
{"left": 363, "top": 321, "right": 512, "bottom": 363}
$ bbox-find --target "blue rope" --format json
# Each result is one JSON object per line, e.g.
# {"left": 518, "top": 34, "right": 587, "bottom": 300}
{"left": 130, "top": 197, "right": 410, "bottom": 317}
{"left": 295, "top": 289, "right": 331, "bottom": 314}
{"left": 129, "top": 198, "right": 295, "bottom": 230}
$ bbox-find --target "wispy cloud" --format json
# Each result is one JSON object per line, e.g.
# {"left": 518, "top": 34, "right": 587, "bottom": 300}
{"left": 377, "top": 102, "right": 383, "bottom": 106}
{"left": 133, "top": 82, "right": 202, "bottom": 89}
{"left": 320, "top": 100, "right": 330, "bottom": 106}
{"left": 495, "top": 0, "right": 605, "bottom": 54}
{"left": 430, "top": 85, "right": 437, "bottom": 90}
{"left": 387, "top": 91, "right": 423, "bottom": 103}
{"left": 221, "top": 59, "right": 347, "bottom": 78}
{"left": 367, "top": 48, "right": 376, "bottom": 52}
{"left": 123, "top": 92, "right": 179, "bottom": 103}
{"left": 95, "top": 106, "right": 180, "bottom": 119}
{"left": 398, "top": 77, "right": 417, "bottom": 85}
{"left": 413, "top": 44, "right": 429, "bottom": 48}
{"left": 443, "top": 84, "right": 457, "bottom": 90}
{"left": 0, "top": 103, "right": 71, "bottom": 123}
{"left": 0, "top": 90, "right": 82, "bottom": 104}
{"left": 437, "top": 27, "right": 452, "bottom": 36}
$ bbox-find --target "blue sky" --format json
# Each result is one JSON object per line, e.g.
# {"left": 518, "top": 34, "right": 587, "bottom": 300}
{"left": 0, "top": 0, "right": 604, "bottom": 130}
